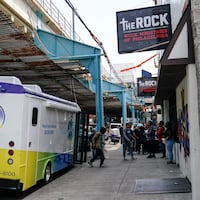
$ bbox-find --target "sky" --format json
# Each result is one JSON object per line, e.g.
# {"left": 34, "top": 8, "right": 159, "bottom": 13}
{"left": 55, "top": 0, "right": 159, "bottom": 79}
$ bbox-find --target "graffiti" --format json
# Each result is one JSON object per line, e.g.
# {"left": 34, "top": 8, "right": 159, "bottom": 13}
{"left": 177, "top": 89, "right": 189, "bottom": 158}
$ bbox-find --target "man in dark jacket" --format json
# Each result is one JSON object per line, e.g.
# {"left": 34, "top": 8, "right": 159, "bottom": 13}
{"left": 146, "top": 120, "right": 156, "bottom": 158}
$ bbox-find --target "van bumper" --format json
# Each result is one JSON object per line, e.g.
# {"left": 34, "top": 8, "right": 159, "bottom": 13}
{"left": 0, "top": 178, "right": 22, "bottom": 190}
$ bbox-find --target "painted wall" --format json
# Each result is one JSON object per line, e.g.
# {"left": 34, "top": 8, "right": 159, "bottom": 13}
{"left": 187, "top": 64, "right": 200, "bottom": 200}
{"left": 157, "top": 1, "right": 200, "bottom": 199}
{"left": 176, "top": 76, "right": 191, "bottom": 181}
{"left": 167, "top": 63, "right": 200, "bottom": 198}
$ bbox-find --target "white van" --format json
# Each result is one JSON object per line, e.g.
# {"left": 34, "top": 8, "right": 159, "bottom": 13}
{"left": 109, "top": 123, "right": 121, "bottom": 143}
{"left": 0, "top": 76, "right": 80, "bottom": 191}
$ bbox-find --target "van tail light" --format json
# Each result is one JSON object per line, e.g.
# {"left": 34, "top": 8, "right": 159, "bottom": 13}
{"left": 8, "top": 141, "right": 15, "bottom": 164}
{"left": 8, "top": 149, "right": 14, "bottom": 156}
{"left": 9, "top": 141, "right": 15, "bottom": 147}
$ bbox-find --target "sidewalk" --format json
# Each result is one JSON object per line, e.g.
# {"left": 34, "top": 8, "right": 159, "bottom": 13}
{"left": 23, "top": 143, "right": 192, "bottom": 200}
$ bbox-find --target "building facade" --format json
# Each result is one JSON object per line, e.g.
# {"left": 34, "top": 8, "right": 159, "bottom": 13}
{"left": 155, "top": 0, "right": 200, "bottom": 199}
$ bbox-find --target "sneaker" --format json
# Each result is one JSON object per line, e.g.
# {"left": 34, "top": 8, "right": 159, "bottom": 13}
{"left": 160, "top": 156, "right": 166, "bottom": 158}
{"left": 88, "top": 161, "right": 93, "bottom": 167}
{"left": 131, "top": 156, "right": 134, "bottom": 160}
{"left": 99, "top": 163, "right": 104, "bottom": 167}
{"left": 123, "top": 157, "right": 128, "bottom": 161}
{"left": 167, "top": 161, "right": 175, "bottom": 164}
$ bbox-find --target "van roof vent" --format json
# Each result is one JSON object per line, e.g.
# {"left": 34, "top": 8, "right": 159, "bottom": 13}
{"left": 24, "top": 84, "right": 42, "bottom": 93}
{"left": 0, "top": 76, "right": 21, "bottom": 85}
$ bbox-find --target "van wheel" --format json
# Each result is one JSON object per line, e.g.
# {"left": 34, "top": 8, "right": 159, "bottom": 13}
{"left": 44, "top": 163, "right": 51, "bottom": 184}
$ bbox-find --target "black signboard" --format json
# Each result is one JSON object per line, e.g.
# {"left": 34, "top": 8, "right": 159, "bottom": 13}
{"left": 116, "top": 4, "right": 172, "bottom": 53}
{"left": 137, "top": 77, "right": 157, "bottom": 97}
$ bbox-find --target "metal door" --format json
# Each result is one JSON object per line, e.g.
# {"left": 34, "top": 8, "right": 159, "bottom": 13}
{"left": 73, "top": 112, "right": 89, "bottom": 164}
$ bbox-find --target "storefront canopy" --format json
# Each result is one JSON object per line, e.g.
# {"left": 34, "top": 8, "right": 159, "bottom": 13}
{"left": 155, "top": 4, "right": 195, "bottom": 105}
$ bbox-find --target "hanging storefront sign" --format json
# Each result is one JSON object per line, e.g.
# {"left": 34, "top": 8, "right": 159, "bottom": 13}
{"left": 116, "top": 4, "right": 172, "bottom": 53}
{"left": 137, "top": 77, "right": 157, "bottom": 97}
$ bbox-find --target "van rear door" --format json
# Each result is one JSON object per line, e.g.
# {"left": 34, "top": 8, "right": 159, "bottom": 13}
{"left": 24, "top": 100, "right": 41, "bottom": 190}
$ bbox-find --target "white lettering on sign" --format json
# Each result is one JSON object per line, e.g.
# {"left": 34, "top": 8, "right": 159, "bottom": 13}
{"left": 119, "top": 13, "right": 169, "bottom": 31}
{"left": 120, "top": 18, "right": 136, "bottom": 30}
{"left": 139, "top": 80, "right": 157, "bottom": 87}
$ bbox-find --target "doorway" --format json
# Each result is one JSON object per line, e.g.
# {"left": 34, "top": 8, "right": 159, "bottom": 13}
{"left": 73, "top": 112, "right": 89, "bottom": 164}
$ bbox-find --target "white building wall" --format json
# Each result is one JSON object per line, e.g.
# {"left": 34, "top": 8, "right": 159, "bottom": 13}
{"left": 162, "top": 100, "right": 169, "bottom": 122}
{"left": 4, "top": 0, "right": 47, "bottom": 31}
{"left": 2, "top": 0, "right": 64, "bottom": 35}
{"left": 157, "top": 0, "right": 187, "bottom": 32}
{"left": 157, "top": 0, "right": 200, "bottom": 199}
{"left": 187, "top": 64, "right": 200, "bottom": 200}
{"left": 166, "top": 0, "right": 186, "bottom": 32}
{"left": 176, "top": 76, "right": 191, "bottom": 181}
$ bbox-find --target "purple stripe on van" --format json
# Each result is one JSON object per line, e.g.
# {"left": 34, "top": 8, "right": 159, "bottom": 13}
{"left": 0, "top": 83, "right": 25, "bottom": 93}
{"left": 0, "top": 82, "right": 79, "bottom": 109}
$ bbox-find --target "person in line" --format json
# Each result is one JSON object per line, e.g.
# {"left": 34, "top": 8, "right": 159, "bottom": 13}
{"left": 119, "top": 124, "right": 124, "bottom": 144}
{"left": 136, "top": 123, "right": 147, "bottom": 154}
{"left": 133, "top": 125, "right": 139, "bottom": 153}
{"left": 157, "top": 120, "right": 166, "bottom": 158}
{"left": 88, "top": 127, "right": 106, "bottom": 167}
{"left": 122, "top": 123, "right": 135, "bottom": 160}
{"left": 146, "top": 120, "right": 156, "bottom": 158}
{"left": 165, "top": 121, "right": 176, "bottom": 164}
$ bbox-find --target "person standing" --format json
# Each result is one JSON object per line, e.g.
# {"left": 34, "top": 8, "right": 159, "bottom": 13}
{"left": 122, "top": 123, "right": 135, "bottom": 160}
{"left": 157, "top": 121, "right": 166, "bottom": 158}
{"left": 146, "top": 120, "right": 156, "bottom": 158}
{"left": 119, "top": 124, "right": 124, "bottom": 144}
{"left": 136, "top": 124, "right": 147, "bottom": 154}
{"left": 133, "top": 125, "right": 139, "bottom": 153}
{"left": 88, "top": 127, "right": 106, "bottom": 167}
{"left": 165, "top": 121, "right": 175, "bottom": 164}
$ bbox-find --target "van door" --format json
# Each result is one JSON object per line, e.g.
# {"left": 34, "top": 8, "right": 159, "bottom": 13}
{"left": 24, "top": 100, "right": 41, "bottom": 190}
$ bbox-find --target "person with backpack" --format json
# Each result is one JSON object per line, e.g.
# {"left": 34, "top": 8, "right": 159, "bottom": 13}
{"left": 88, "top": 127, "right": 106, "bottom": 167}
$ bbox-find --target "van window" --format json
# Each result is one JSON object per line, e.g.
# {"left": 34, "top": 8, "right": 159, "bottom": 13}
{"left": 32, "top": 107, "right": 38, "bottom": 126}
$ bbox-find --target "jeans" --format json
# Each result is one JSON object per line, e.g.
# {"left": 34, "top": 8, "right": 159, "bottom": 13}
{"left": 159, "top": 140, "right": 166, "bottom": 157}
{"left": 166, "top": 138, "right": 175, "bottom": 161}
{"left": 90, "top": 148, "right": 105, "bottom": 165}
{"left": 123, "top": 142, "right": 133, "bottom": 158}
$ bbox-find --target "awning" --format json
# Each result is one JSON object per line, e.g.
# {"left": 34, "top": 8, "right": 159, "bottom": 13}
{"left": 154, "top": 3, "right": 195, "bottom": 105}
